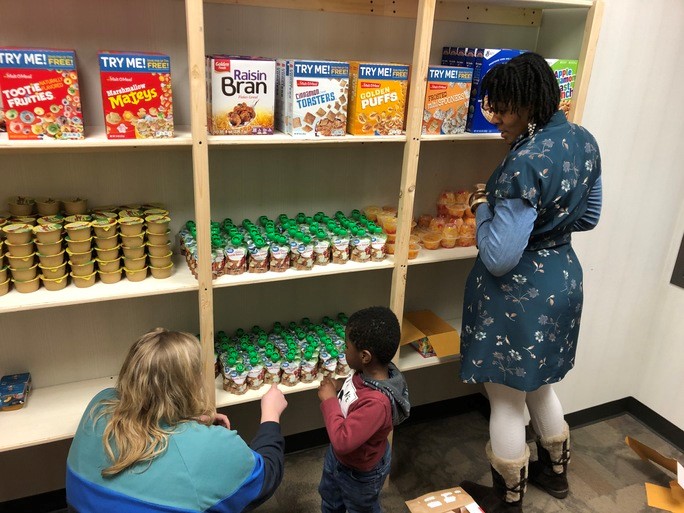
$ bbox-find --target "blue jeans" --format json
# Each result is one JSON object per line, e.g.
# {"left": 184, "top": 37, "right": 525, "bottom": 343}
{"left": 318, "top": 444, "right": 391, "bottom": 513}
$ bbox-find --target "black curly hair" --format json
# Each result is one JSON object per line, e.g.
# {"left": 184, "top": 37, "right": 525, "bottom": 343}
{"left": 480, "top": 52, "right": 560, "bottom": 128}
{"left": 346, "top": 306, "right": 401, "bottom": 365}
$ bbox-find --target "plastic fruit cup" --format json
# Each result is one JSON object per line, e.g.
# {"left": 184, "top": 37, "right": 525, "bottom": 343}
{"left": 418, "top": 214, "right": 432, "bottom": 229}
{"left": 91, "top": 211, "right": 118, "bottom": 221}
{"left": 92, "top": 218, "right": 118, "bottom": 238}
{"left": 0, "top": 277, "right": 10, "bottom": 296}
{"left": 37, "top": 215, "right": 64, "bottom": 226}
{"left": 124, "top": 266, "right": 148, "bottom": 282}
{"left": 70, "top": 260, "right": 96, "bottom": 277}
{"left": 33, "top": 223, "right": 62, "bottom": 244}
{"left": 98, "top": 268, "right": 123, "bottom": 284}
{"left": 421, "top": 232, "right": 442, "bottom": 250}
{"left": 66, "top": 237, "right": 92, "bottom": 254}
{"left": 143, "top": 208, "right": 169, "bottom": 216}
{"left": 7, "top": 253, "right": 35, "bottom": 270}
{"left": 64, "top": 214, "right": 92, "bottom": 224}
{"left": 120, "top": 232, "right": 145, "bottom": 248}
{"left": 123, "top": 255, "right": 147, "bottom": 271}
{"left": 118, "top": 217, "right": 145, "bottom": 236}
{"left": 409, "top": 235, "right": 420, "bottom": 245}
{"left": 386, "top": 232, "right": 397, "bottom": 244}
{"left": 386, "top": 242, "right": 395, "bottom": 255}
{"left": 8, "top": 197, "right": 35, "bottom": 217}
{"left": 145, "top": 214, "right": 171, "bottom": 235}
{"left": 65, "top": 221, "right": 92, "bottom": 241}
{"left": 67, "top": 249, "right": 93, "bottom": 265}
{"left": 94, "top": 234, "right": 119, "bottom": 250}
{"left": 11, "top": 264, "right": 38, "bottom": 281}
{"left": 96, "top": 258, "right": 121, "bottom": 273}
{"left": 441, "top": 236, "right": 458, "bottom": 249}
{"left": 464, "top": 205, "right": 475, "bottom": 219}
{"left": 458, "top": 235, "right": 476, "bottom": 247}
{"left": 150, "top": 262, "right": 174, "bottom": 279}
{"left": 122, "top": 245, "right": 146, "bottom": 259}
{"left": 40, "top": 274, "right": 68, "bottom": 291}
{"left": 3, "top": 223, "right": 33, "bottom": 245}
{"left": 145, "top": 230, "right": 170, "bottom": 246}
{"left": 408, "top": 243, "right": 420, "bottom": 259}
{"left": 70, "top": 271, "right": 96, "bottom": 288}
{"left": 62, "top": 198, "right": 88, "bottom": 215}
{"left": 12, "top": 276, "right": 40, "bottom": 293}
{"left": 147, "top": 242, "right": 170, "bottom": 257}
{"left": 149, "top": 252, "right": 172, "bottom": 268}
{"left": 447, "top": 203, "right": 467, "bottom": 218}
{"left": 39, "top": 261, "right": 67, "bottom": 279}
{"left": 5, "top": 241, "right": 35, "bottom": 257}
{"left": 381, "top": 217, "right": 397, "bottom": 235}
{"left": 35, "top": 240, "right": 63, "bottom": 256}
{"left": 362, "top": 206, "right": 382, "bottom": 222}
{"left": 95, "top": 246, "right": 120, "bottom": 262}
{"left": 36, "top": 198, "right": 61, "bottom": 216}
{"left": 37, "top": 250, "right": 65, "bottom": 268}
{"left": 0, "top": 266, "right": 7, "bottom": 282}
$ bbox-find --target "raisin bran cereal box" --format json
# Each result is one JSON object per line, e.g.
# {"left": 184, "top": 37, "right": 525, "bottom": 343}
{"left": 98, "top": 52, "right": 173, "bottom": 139}
{"left": 0, "top": 47, "right": 83, "bottom": 140}
{"left": 277, "top": 60, "right": 349, "bottom": 137}
{"left": 546, "top": 59, "right": 578, "bottom": 119}
{"left": 207, "top": 56, "right": 275, "bottom": 135}
{"left": 347, "top": 62, "right": 409, "bottom": 136}
{"left": 466, "top": 48, "right": 524, "bottom": 133}
{"left": 423, "top": 66, "right": 472, "bottom": 135}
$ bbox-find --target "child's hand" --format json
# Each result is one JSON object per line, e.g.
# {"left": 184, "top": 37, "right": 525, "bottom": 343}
{"left": 318, "top": 377, "right": 337, "bottom": 402}
{"left": 261, "top": 384, "right": 288, "bottom": 423}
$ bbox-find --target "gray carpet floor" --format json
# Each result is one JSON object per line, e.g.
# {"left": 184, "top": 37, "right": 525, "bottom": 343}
{"left": 254, "top": 412, "right": 681, "bottom": 513}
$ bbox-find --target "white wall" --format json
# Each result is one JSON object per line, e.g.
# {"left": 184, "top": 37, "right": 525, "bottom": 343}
{"left": 554, "top": 0, "right": 684, "bottom": 429}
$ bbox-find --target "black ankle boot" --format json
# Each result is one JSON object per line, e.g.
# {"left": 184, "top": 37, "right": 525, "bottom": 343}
{"left": 528, "top": 423, "right": 570, "bottom": 499}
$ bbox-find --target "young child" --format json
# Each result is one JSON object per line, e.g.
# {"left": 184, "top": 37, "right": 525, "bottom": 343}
{"left": 317, "top": 306, "right": 410, "bottom": 513}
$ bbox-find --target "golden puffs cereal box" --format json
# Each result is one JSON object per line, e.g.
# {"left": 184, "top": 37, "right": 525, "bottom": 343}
{"left": 348, "top": 62, "right": 409, "bottom": 136}
{"left": 99, "top": 52, "right": 173, "bottom": 139}
{"left": 0, "top": 48, "right": 83, "bottom": 140}
{"left": 277, "top": 59, "right": 349, "bottom": 137}
{"left": 207, "top": 56, "right": 275, "bottom": 135}
{"left": 423, "top": 66, "right": 472, "bottom": 135}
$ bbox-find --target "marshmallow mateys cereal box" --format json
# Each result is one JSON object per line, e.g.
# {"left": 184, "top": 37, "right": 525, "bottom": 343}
{"left": 277, "top": 60, "right": 349, "bottom": 137}
{"left": 423, "top": 66, "right": 472, "bottom": 135}
{"left": 347, "top": 62, "right": 409, "bottom": 136}
{"left": 0, "top": 47, "right": 83, "bottom": 140}
{"left": 207, "top": 56, "right": 275, "bottom": 135}
{"left": 99, "top": 52, "right": 173, "bottom": 140}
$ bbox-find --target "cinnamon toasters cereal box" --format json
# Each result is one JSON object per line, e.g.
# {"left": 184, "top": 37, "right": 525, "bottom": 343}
{"left": 0, "top": 47, "right": 83, "bottom": 140}
{"left": 207, "top": 56, "right": 275, "bottom": 135}
{"left": 423, "top": 66, "right": 472, "bottom": 135}
{"left": 348, "top": 62, "right": 409, "bottom": 136}
{"left": 277, "top": 59, "right": 349, "bottom": 137}
{"left": 98, "top": 52, "right": 173, "bottom": 139}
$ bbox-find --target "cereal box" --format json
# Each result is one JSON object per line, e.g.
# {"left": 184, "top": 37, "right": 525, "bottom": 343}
{"left": 466, "top": 48, "right": 525, "bottom": 133}
{"left": 277, "top": 59, "right": 349, "bottom": 137}
{"left": 347, "top": 62, "right": 409, "bottom": 136}
{"left": 546, "top": 59, "right": 578, "bottom": 118}
{"left": 98, "top": 51, "right": 173, "bottom": 140}
{"left": 207, "top": 56, "right": 275, "bottom": 135}
{"left": 0, "top": 47, "right": 83, "bottom": 140}
{"left": 423, "top": 66, "right": 472, "bottom": 135}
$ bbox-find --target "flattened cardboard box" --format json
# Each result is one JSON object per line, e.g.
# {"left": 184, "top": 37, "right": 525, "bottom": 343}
{"left": 626, "top": 436, "right": 684, "bottom": 513}
{"left": 401, "top": 310, "right": 460, "bottom": 358}
{"left": 406, "top": 486, "right": 482, "bottom": 513}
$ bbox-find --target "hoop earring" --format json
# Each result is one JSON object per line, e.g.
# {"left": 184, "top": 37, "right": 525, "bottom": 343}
{"left": 527, "top": 122, "right": 537, "bottom": 138}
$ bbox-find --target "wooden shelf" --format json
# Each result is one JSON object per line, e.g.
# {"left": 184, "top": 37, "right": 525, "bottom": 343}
{"left": 0, "top": 126, "right": 192, "bottom": 153}
{"left": 208, "top": 131, "right": 405, "bottom": 147}
{"left": 408, "top": 246, "right": 478, "bottom": 266}
{"left": 0, "top": 255, "right": 197, "bottom": 314}
{"left": 0, "top": 376, "right": 116, "bottom": 452}
{"left": 397, "top": 317, "right": 462, "bottom": 371}
{"left": 420, "top": 133, "right": 504, "bottom": 142}
{"left": 215, "top": 375, "right": 321, "bottom": 409}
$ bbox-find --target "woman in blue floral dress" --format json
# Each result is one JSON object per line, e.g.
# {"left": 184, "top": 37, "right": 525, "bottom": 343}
{"left": 458, "top": 53, "right": 602, "bottom": 513}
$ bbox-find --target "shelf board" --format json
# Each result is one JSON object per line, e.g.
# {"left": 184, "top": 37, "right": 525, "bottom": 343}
{"left": 420, "top": 133, "right": 504, "bottom": 142}
{"left": 409, "top": 246, "right": 478, "bottom": 265}
{"left": 215, "top": 375, "right": 322, "bottom": 409}
{"left": 452, "top": 0, "right": 594, "bottom": 7}
{"left": 0, "top": 126, "right": 192, "bottom": 153}
{"left": 208, "top": 131, "right": 405, "bottom": 147}
{"left": 213, "top": 258, "right": 394, "bottom": 289}
{"left": 0, "top": 255, "right": 197, "bottom": 314}
{"left": 0, "top": 375, "right": 116, "bottom": 452}
{"left": 397, "top": 316, "right": 462, "bottom": 371}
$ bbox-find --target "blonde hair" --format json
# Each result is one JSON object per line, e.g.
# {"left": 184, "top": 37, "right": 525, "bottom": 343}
{"left": 96, "top": 328, "right": 212, "bottom": 477}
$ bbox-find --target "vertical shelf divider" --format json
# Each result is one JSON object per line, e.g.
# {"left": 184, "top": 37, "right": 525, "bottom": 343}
{"left": 570, "top": 0, "right": 604, "bottom": 124}
{"left": 185, "top": 0, "right": 216, "bottom": 405}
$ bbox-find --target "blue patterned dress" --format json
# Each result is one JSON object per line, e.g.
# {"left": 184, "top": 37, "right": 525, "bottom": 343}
{"left": 460, "top": 111, "right": 601, "bottom": 391}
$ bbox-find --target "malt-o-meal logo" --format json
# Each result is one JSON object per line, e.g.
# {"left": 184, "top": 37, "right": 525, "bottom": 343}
{"left": 297, "top": 80, "right": 318, "bottom": 87}
{"left": 361, "top": 82, "right": 381, "bottom": 89}
{"left": 429, "top": 83, "right": 448, "bottom": 90}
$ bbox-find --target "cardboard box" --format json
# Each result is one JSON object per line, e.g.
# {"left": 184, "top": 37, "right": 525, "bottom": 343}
{"left": 99, "top": 51, "right": 174, "bottom": 139}
{"left": 626, "top": 436, "right": 684, "bottom": 512}
{"left": 0, "top": 47, "right": 84, "bottom": 140}
{"left": 401, "top": 310, "right": 460, "bottom": 358}
{"left": 546, "top": 58, "right": 578, "bottom": 119}
{"left": 423, "top": 66, "right": 472, "bottom": 136}
{"left": 406, "top": 486, "right": 482, "bottom": 513}
{"left": 1, "top": 373, "right": 32, "bottom": 411}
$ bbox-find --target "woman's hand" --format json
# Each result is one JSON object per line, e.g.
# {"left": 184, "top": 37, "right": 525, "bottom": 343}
{"left": 317, "top": 377, "right": 337, "bottom": 402}
{"left": 260, "top": 384, "right": 288, "bottom": 424}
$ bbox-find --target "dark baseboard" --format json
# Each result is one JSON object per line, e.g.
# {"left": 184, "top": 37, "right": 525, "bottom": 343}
{"left": 624, "top": 396, "right": 684, "bottom": 452}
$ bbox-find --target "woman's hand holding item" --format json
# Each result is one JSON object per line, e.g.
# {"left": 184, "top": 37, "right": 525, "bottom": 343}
{"left": 260, "top": 384, "right": 288, "bottom": 423}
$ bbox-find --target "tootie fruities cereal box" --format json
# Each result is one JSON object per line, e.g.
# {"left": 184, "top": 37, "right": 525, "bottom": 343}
{"left": 347, "top": 62, "right": 409, "bottom": 136}
{"left": 546, "top": 59, "right": 578, "bottom": 119}
{"left": 277, "top": 60, "right": 349, "bottom": 137}
{"left": 423, "top": 66, "right": 472, "bottom": 135}
{"left": 98, "top": 52, "right": 173, "bottom": 139}
{"left": 207, "top": 56, "right": 275, "bottom": 135}
{"left": 0, "top": 48, "right": 83, "bottom": 140}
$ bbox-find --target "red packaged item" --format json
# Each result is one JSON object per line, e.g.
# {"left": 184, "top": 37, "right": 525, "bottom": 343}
{"left": 98, "top": 51, "right": 173, "bottom": 139}
{"left": 0, "top": 47, "right": 83, "bottom": 140}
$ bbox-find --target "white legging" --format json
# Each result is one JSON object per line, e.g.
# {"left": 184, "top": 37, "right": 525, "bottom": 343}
{"left": 484, "top": 382, "right": 566, "bottom": 460}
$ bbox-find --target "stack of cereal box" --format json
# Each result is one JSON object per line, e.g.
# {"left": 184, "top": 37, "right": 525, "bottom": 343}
{"left": 347, "top": 62, "right": 409, "bottom": 136}
{"left": 207, "top": 55, "right": 276, "bottom": 135}
{"left": 422, "top": 66, "right": 472, "bottom": 135}
{"left": 98, "top": 51, "right": 174, "bottom": 140}
{"left": 0, "top": 47, "right": 83, "bottom": 140}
